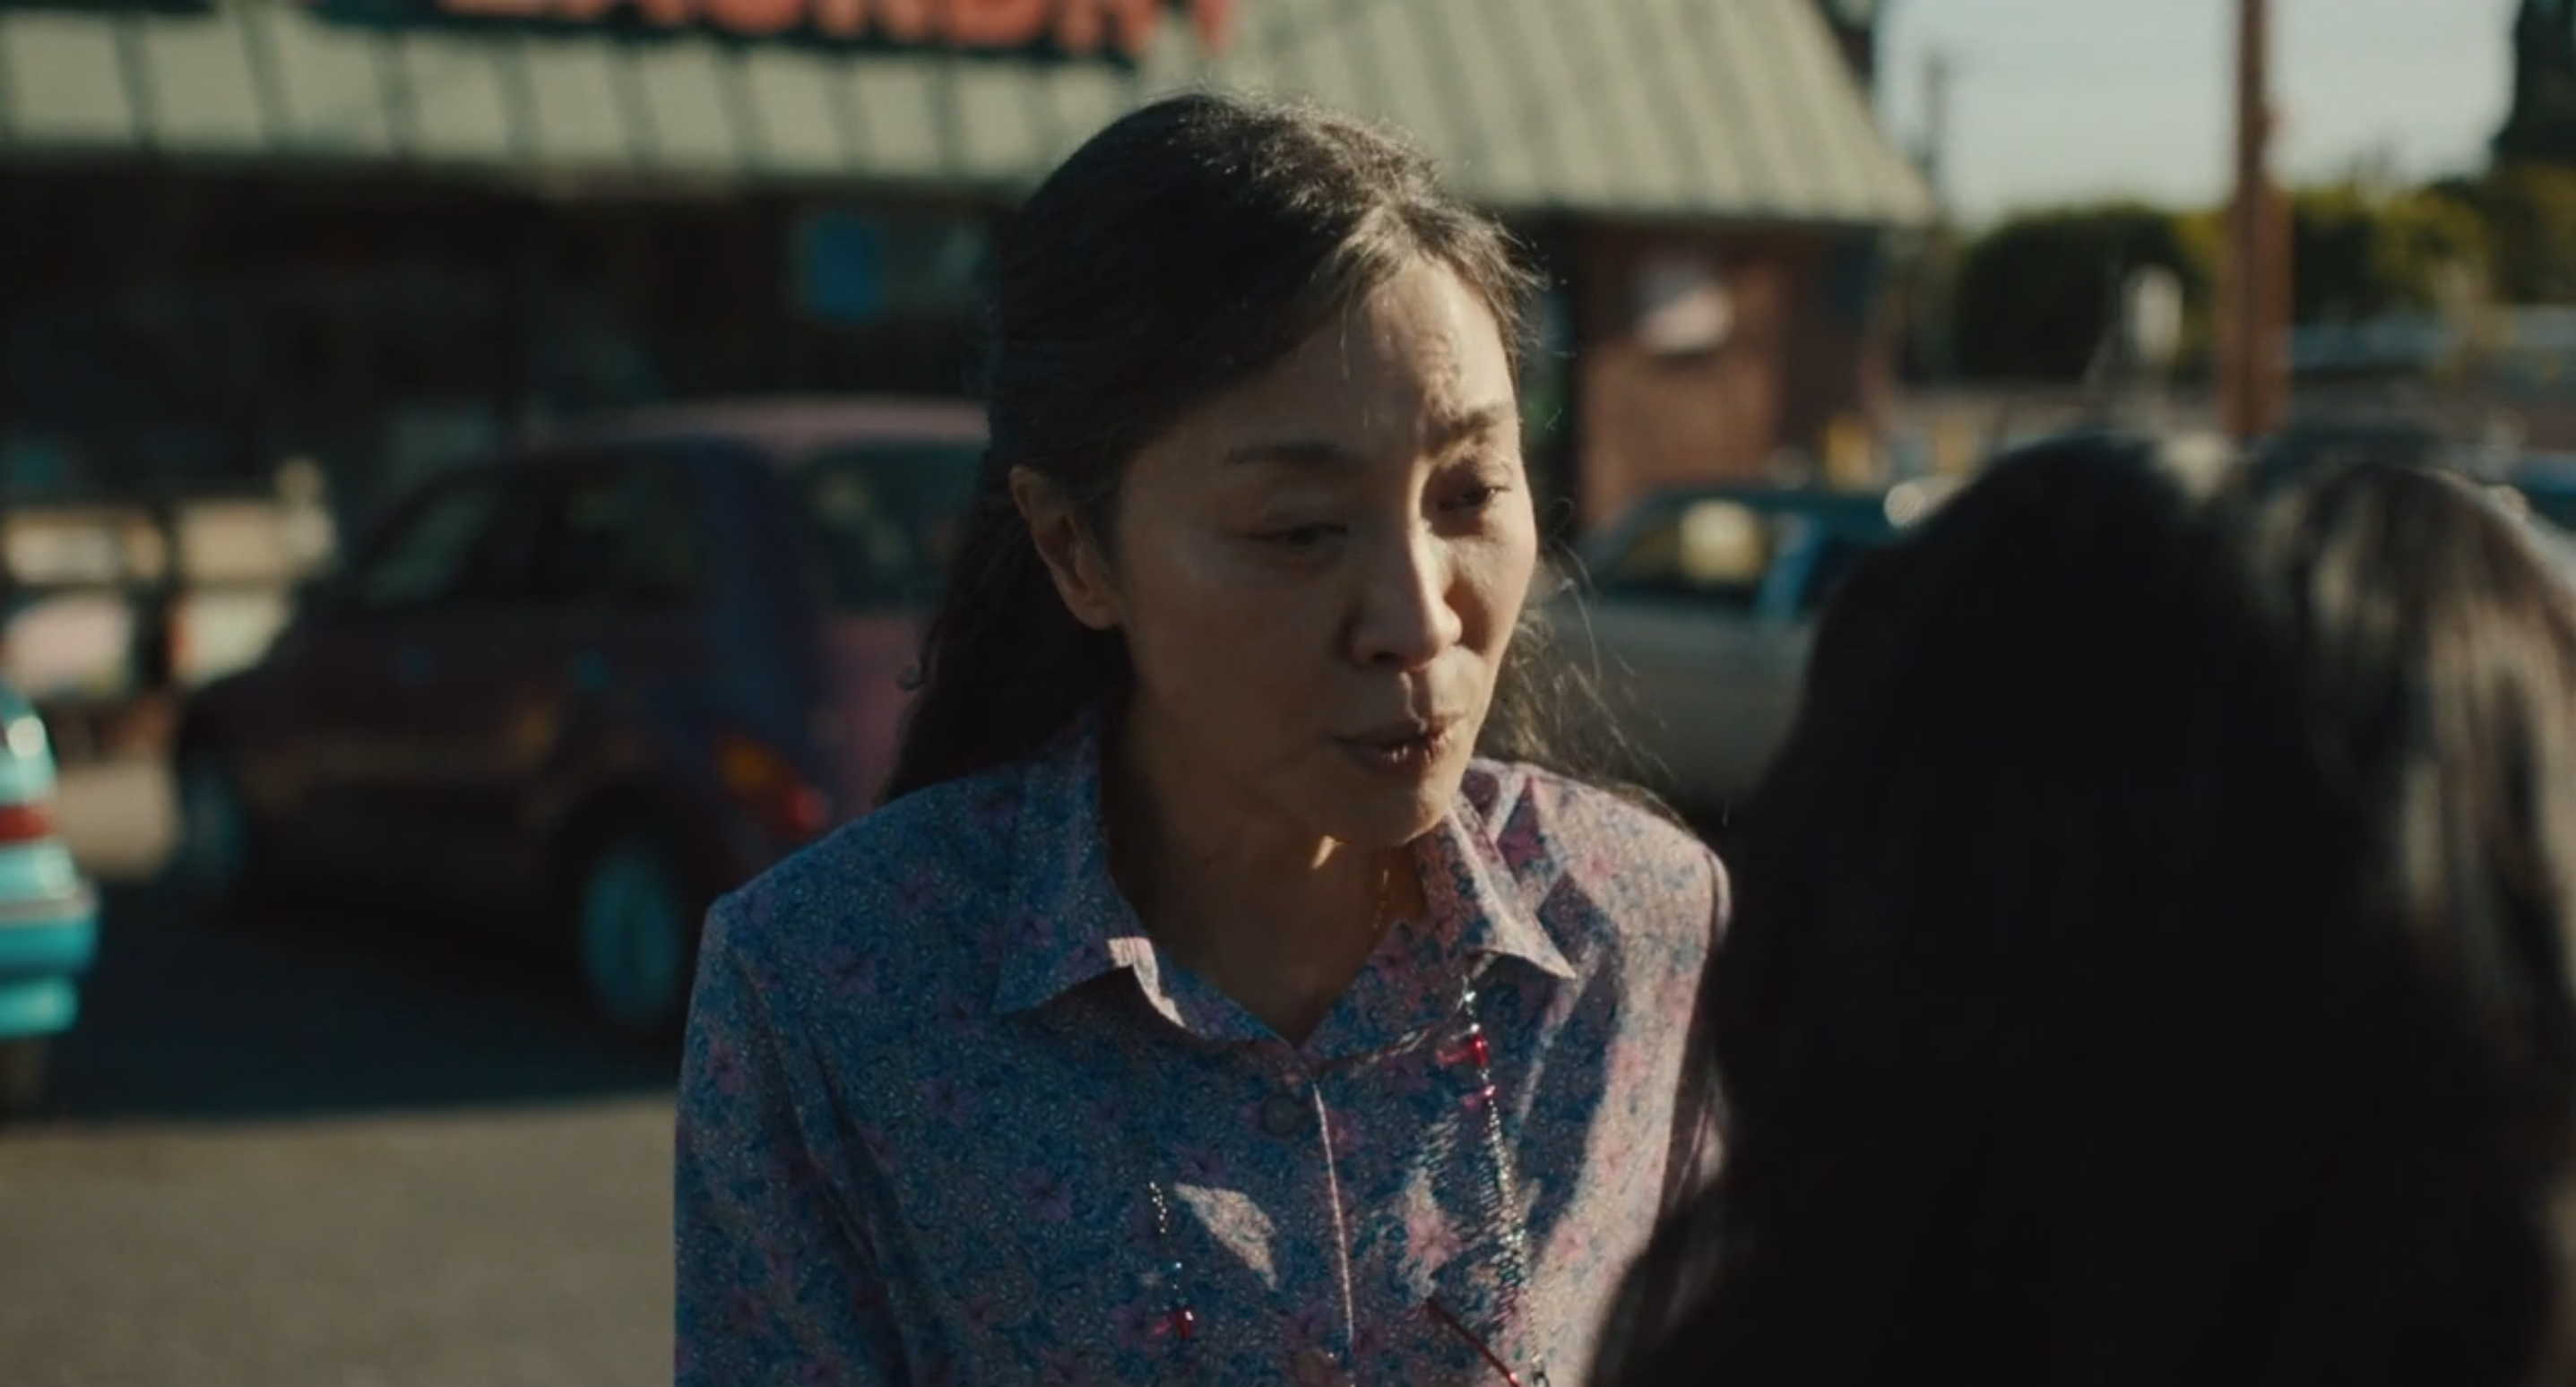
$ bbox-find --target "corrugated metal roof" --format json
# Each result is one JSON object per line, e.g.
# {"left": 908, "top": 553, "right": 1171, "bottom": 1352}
{"left": 0, "top": 0, "right": 1932, "bottom": 226}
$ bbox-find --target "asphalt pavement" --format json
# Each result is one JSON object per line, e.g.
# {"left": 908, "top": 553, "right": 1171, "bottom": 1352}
{"left": 0, "top": 757, "right": 677, "bottom": 1387}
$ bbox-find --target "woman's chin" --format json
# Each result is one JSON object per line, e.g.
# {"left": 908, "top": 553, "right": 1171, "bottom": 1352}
{"left": 1323, "top": 762, "right": 1468, "bottom": 849}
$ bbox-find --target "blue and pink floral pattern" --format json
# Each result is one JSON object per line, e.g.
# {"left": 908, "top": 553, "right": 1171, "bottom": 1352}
{"left": 676, "top": 719, "right": 1724, "bottom": 1385}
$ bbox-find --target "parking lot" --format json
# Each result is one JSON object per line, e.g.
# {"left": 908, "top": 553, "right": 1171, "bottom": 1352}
{"left": 0, "top": 758, "right": 676, "bottom": 1387}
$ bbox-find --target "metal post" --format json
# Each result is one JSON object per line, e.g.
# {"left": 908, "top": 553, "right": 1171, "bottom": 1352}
{"left": 1921, "top": 48, "right": 1953, "bottom": 209}
{"left": 2221, "top": 0, "right": 2287, "bottom": 442}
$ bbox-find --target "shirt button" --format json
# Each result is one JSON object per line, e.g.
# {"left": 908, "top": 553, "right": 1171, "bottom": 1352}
{"left": 1259, "top": 1091, "right": 1307, "bottom": 1136}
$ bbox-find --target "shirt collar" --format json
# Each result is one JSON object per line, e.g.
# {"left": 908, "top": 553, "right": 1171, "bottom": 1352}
{"left": 989, "top": 712, "right": 1579, "bottom": 1029}
{"left": 1296, "top": 778, "right": 1579, "bottom": 1063}
{"left": 1419, "top": 766, "right": 1579, "bottom": 984}
{"left": 991, "top": 708, "right": 1151, "bottom": 1019}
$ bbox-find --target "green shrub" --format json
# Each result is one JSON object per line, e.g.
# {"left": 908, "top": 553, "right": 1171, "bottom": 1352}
{"left": 1953, "top": 203, "right": 2213, "bottom": 381}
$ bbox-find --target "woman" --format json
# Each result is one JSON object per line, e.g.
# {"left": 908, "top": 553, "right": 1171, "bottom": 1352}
{"left": 1595, "top": 436, "right": 2576, "bottom": 1385}
{"left": 675, "top": 93, "right": 1722, "bottom": 1385}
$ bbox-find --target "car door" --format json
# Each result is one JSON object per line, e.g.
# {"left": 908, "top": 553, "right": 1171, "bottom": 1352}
{"left": 266, "top": 466, "right": 520, "bottom": 881}
{"left": 394, "top": 450, "right": 716, "bottom": 902}
{"left": 1719, "top": 512, "right": 1848, "bottom": 788}
{"left": 1578, "top": 495, "right": 1810, "bottom": 809}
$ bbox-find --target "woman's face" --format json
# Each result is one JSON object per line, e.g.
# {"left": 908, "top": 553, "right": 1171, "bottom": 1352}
{"left": 1027, "top": 260, "right": 1539, "bottom": 851}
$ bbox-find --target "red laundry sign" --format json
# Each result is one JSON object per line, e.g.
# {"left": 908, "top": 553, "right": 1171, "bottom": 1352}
{"left": 426, "top": 0, "right": 1233, "bottom": 56}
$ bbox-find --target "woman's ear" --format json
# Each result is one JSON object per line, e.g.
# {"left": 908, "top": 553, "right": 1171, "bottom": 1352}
{"left": 1011, "top": 468, "right": 1122, "bottom": 632}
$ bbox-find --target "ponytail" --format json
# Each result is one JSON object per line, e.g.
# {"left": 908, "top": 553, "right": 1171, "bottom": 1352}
{"left": 878, "top": 456, "right": 1127, "bottom": 803}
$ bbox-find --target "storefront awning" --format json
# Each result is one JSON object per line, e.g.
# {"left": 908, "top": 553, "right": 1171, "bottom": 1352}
{"left": 0, "top": 0, "right": 1933, "bottom": 227}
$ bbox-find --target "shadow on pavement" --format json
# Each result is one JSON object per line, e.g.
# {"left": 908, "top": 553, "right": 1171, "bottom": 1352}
{"left": 39, "top": 876, "right": 679, "bottom": 1123}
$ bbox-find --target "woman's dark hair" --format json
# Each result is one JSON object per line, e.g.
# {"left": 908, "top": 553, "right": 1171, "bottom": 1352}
{"left": 883, "top": 91, "right": 1582, "bottom": 803}
{"left": 1596, "top": 436, "right": 2576, "bottom": 1386}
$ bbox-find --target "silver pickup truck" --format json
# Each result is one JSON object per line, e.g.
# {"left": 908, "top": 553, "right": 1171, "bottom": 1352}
{"left": 1547, "top": 480, "right": 1951, "bottom": 823}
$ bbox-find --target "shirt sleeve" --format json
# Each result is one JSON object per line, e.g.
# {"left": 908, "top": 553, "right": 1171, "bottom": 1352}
{"left": 675, "top": 891, "right": 908, "bottom": 1386}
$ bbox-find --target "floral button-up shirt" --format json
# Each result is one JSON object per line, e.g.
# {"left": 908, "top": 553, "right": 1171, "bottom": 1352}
{"left": 675, "top": 719, "right": 1725, "bottom": 1386}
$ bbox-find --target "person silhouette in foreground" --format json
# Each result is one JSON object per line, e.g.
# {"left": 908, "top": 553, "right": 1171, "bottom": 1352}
{"left": 1597, "top": 435, "right": 2576, "bottom": 1387}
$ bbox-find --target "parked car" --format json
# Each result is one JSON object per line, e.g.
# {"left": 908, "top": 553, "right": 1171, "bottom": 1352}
{"left": 1553, "top": 479, "right": 1952, "bottom": 822}
{"left": 2505, "top": 453, "right": 2576, "bottom": 537}
{"left": 0, "top": 503, "right": 166, "bottom": 760}
{"left": 0, "top": 682, "right": 100, "bottom": 1117}
{"left": 171, "top": 398, "right": 985, "bottom": 1033}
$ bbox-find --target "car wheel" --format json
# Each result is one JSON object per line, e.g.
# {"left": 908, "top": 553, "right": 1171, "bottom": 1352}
{"left": 0, "top": 1037, "right": 50, "bottom": 1120}
{"left": 576, "top": 834, "right": 701, "bottom": 1037}
{"left": 173, "top": 747, "right": 261, "bottom": 919}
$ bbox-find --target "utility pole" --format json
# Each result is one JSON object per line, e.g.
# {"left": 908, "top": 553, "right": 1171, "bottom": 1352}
{"left": 1919, "top": 48, "right": 1954, "bottom": 210}
{"left": 1912, "top": 47, "right": 1960, "bottom": 384}
{"left": 2220, "top": 0, "right": 2290, "bottom": 441}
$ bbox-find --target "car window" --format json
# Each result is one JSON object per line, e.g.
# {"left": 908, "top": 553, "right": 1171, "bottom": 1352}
{"left": 343, "top": 472, "right": 511, "bottom": 616}
{"left": 1596, "top": 498, "right": 1781, "bottom": 612}
{"left": 791, "top": 442, "right": 981, "bottom": 612}
{"left": 500, "top": 455, "right": 708, "bottom": 611}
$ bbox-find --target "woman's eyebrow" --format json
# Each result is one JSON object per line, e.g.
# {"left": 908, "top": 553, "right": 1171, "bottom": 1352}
{"left": 1430, "top": 402, "right": 1519, "bottom": 451}
{"left": 1224, "top": 437, "right": 1370, "bottom": 470}
{"left": 1224, "top": 403, "right": 1518, "bottom": 470}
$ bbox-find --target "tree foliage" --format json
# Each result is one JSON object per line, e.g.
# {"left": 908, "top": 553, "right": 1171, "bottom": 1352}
{"left": 1945, "top": 180, "right": 2514, "bottom": 383}
{"left": 2432, "top": 162, "right": 2576, "bottom": 304}
{"left": 2289, "top": 184, "right": 2486, "bottom": 323}
{"left": 1951, "top": 203, "right": 2210, "bottom": 381}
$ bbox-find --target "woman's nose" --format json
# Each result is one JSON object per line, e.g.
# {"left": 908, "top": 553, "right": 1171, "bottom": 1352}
{"left": 1347, "top": 525, "right": 1465, "bottom": 670}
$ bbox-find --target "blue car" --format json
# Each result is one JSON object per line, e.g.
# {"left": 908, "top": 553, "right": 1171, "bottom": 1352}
{"left": 0, "top": 684, "right": 98, "bottom": 1117}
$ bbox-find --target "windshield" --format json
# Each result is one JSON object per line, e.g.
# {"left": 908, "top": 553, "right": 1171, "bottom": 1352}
{"left": 790, "top": 441, "right": 982, "bottom": 613}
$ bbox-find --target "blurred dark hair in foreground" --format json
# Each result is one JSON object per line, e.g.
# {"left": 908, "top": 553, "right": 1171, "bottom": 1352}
{"left": 1598, "top": 434, "right": 2576, "bottom": 1386}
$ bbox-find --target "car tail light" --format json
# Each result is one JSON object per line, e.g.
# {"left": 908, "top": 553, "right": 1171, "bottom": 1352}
{"left": 0, "top": 800, "right": 56, "bottom": 844}
{"left": 716, "top": 732, "right": 831, "bottom": 844}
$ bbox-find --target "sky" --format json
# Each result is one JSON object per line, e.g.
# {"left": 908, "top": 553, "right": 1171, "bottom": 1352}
{"left": 1877, "top": 0, "right": 2525, "bottom": 226}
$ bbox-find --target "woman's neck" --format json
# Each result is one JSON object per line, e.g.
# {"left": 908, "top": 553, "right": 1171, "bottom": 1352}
{"left": 1102, "top": 725, "right": 1424, "bottom": 1046}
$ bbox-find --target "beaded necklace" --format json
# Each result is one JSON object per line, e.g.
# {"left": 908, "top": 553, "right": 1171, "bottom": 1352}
{"left": 1107, "top": 831, "right": 1550, "bottom": 1384}
{"left": 1137, "top": 958, "right": 1549, "bottom": 1383}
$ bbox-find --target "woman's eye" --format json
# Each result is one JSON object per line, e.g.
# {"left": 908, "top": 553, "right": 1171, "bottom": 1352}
{"left": 1260, "top": 523, "right": 1344, "bottom": 549}
{"left": 1444, "top": 479, "right": 1513, "bottom": 514}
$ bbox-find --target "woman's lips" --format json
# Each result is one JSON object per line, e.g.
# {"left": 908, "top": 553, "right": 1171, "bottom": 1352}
{"left": 1336, "top": 719, "right": 1459, "bottom": 776}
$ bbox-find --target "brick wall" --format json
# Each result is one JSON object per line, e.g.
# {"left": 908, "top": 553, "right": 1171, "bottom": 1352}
{"left": 1568, "top": 221, "right": 1889, "bottom": 531}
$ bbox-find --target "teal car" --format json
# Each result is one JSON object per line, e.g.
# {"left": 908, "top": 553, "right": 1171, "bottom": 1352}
{"left": 0, "top": 684, "right": 97, "bottom": 1117}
